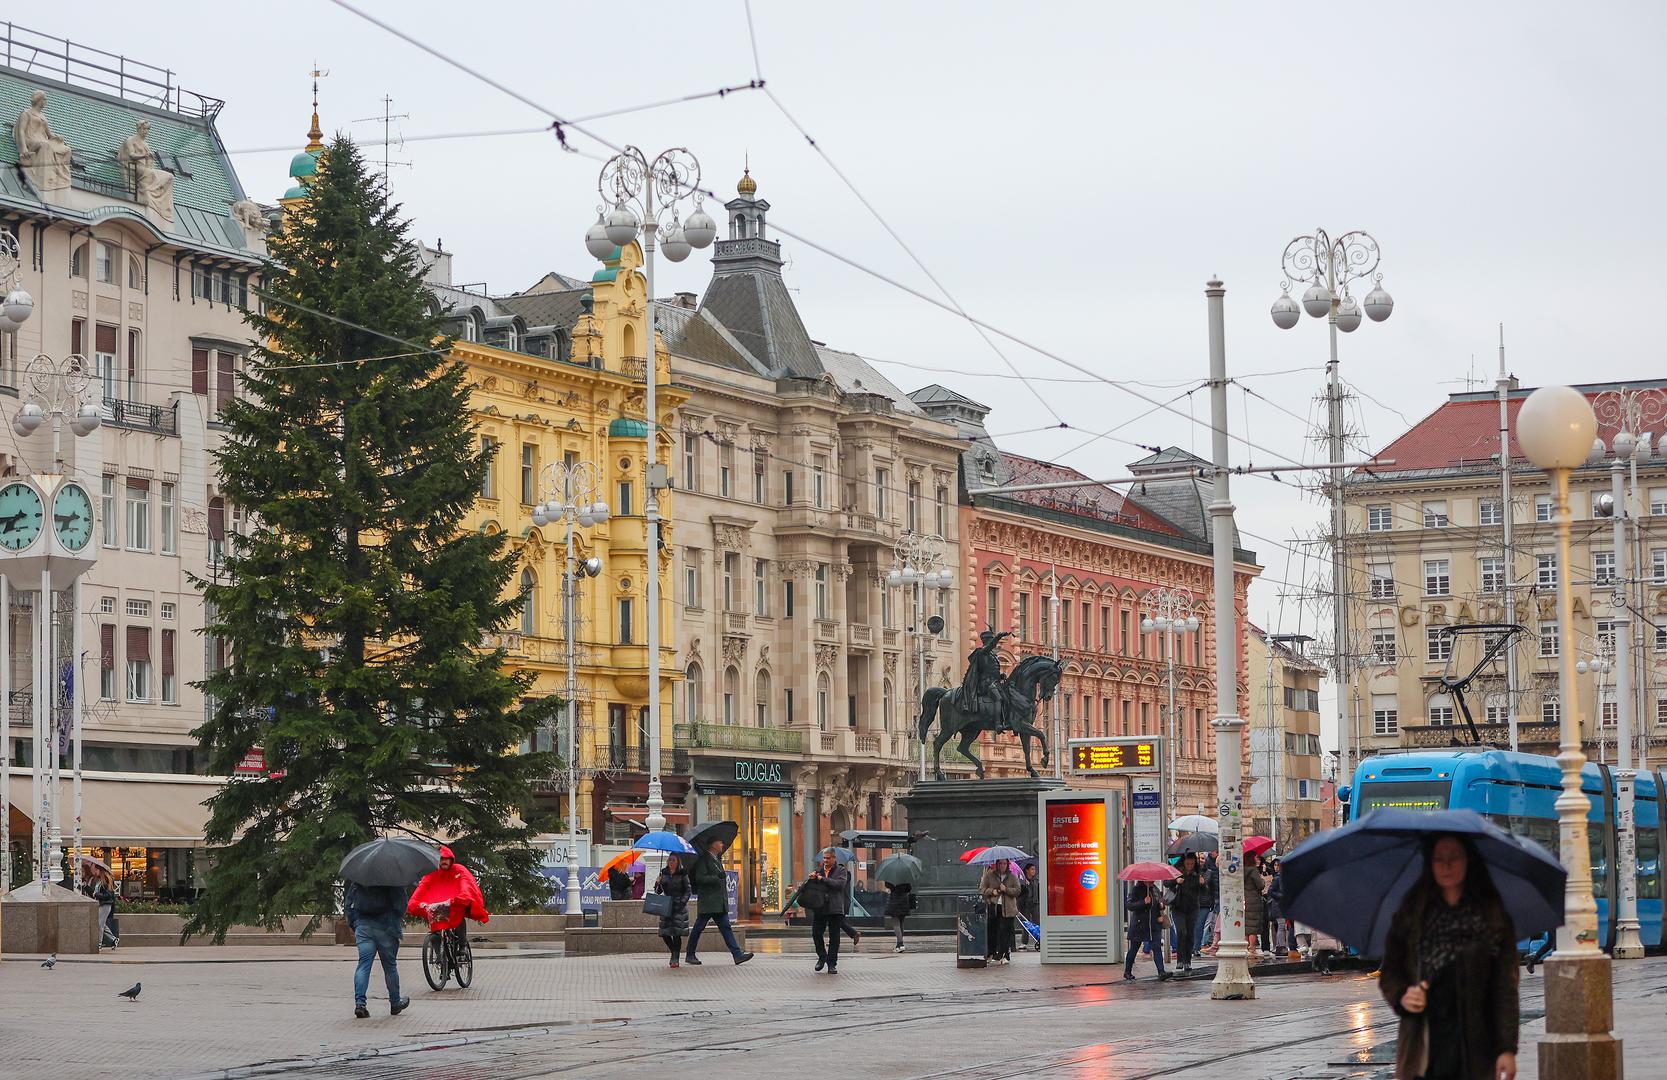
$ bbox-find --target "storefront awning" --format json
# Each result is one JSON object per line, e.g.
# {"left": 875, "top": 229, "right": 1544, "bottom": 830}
{"left": 4, "top": 772, "right": 218, "bottom": 846}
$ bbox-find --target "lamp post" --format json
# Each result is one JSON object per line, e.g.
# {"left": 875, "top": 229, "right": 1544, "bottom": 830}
{"left": 1592, "top": 386, "right": 1665, "bottom": 961}
{"left": 1205, "top": 278, "right": 1253, "bottom": 1001}
{"left": 1140, "top": 587, "right": 1200, "bottom": 821}
{"left": 0, "top": 226, "right": 33, "bottom": 895}
{"left": 1270, "top": 230, "right": 1392, "bottom": 804}
{"left": 531, "top": 460, "right": 608, "bottom": 915}
{"left": 584, "top": 147, "right": 716, "bottom": 835}
{"left": 1516, "top": 384, "right": 1621, "bottom": 1078}
{"left": 887, "top": 532, "right": 952, "bottom": 781}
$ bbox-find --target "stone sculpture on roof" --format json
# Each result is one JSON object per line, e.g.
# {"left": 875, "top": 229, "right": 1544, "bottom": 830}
{"left": 117, "top": 120, "right": 175, "bottom": 223}
{"left": 13, "top": 90, "right": 72, "bottom": 192}
{"left": 231, "top": 199, "right": 269, "bottom": 237}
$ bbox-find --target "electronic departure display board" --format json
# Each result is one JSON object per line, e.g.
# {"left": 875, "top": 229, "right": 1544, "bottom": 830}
{"left": 1068, "top": 737, "right": 1163, "bottom": 776}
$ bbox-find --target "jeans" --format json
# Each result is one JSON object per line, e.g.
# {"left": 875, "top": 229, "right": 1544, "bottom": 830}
{"left": 1125, "top": 931, "right": 1168, "bottom": 977}
{"left": 687, "top": 912, "right": 742, "bottom": 959}
{"left": 812, "top": 911, "right": 845, "bottom": 967}
{"left": 353, "top": 921, "right": 402, "bottom": 1006}
{"left": 1172, "top": 908, "right": 1196, "bottom": 967}
{"left": 1195, "top": 907, "right": 1214, "bottom": 950}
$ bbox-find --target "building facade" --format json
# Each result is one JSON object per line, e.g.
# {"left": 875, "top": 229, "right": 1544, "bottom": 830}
{"left": 664, "top": 171, "right": 967, "bottom": 918}
{"left": 1244, "top": 626, "right": 1324, "bottom": 845}
{"left": 1343, "top": 378, "right": 1667, "bottom": 773}
{"left": 919, "top": 387, "right": 1261, "bottom": 817}
{"left": 0, "top": 26, "right": 270, "bottom": 897}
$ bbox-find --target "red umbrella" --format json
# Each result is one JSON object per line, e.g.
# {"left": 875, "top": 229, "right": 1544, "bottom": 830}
{"left": 959, "top": 846, "right": 990, "bottom": 863}
{"left": 1118, "top": 861, "right": 1181, "bottom": 882}
{"left": 1242, "top": 835, "right": 1276, "bottom": 858}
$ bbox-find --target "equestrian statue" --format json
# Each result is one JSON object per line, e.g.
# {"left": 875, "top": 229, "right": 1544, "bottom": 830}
{"left": 916, "top": 630, "right": 1062, "bottom": 780}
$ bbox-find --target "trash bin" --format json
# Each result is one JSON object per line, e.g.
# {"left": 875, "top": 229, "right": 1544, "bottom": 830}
{"left": 956, "top": 894, "right": 988, "bottom": 969}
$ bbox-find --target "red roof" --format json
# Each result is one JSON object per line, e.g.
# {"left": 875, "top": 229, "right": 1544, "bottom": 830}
{"left": 998, "top": 452, "right": 1185, "bottom": 537}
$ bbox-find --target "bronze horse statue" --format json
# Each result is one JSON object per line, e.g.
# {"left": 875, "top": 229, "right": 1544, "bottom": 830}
{"left": 916, "top": 655, "right": 1062, "bottom": 780}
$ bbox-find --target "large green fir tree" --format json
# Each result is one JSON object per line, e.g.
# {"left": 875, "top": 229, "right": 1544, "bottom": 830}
{"left": 187, "top": 137, "right": 558, "bottom": 940}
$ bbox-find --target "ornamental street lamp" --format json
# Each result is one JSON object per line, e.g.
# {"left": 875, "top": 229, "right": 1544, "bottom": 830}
{"left": 887, "top": 532, "right": 952, "bottom": 781}
{"left": 0, "top": 225, "right": 35, "bottom": 895}
{"left": 1590, "top": 385, "right": 1665, "bottom": 961}
{"left": 1517, "top": 385, "right": 1621, "bottom": 1077}
{"left": 584, "top": 148, "right": 715, "bottom": 835}
{"left": 531, "top": 460, "right": 608, "bottom": 916}
{"left": 1270, "top": 229, "right": 1392, "bottom": 824}
{"left": 1140, "top": 587, "right": 1201, "bottom": 822}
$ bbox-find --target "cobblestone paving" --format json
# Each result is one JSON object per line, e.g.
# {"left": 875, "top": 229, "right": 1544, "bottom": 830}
{"left": 1, "top": 945, "right": 1661, "bottom": 1079}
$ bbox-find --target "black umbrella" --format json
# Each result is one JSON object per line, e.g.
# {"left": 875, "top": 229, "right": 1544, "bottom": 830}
{"left": 687, "top": 820, "right": 740, "bottom": 855}
{"left": 875, "top": 853, "right": 924, "bottom": 885}
{"left": 1281, "top": 808, "right": 1566, "bottom": 955}
{"left": 1167, "top": 833, "right": 1218, "bottom": 856}
{"left": 339, "top": 837, "right": 440, "bottom": 886}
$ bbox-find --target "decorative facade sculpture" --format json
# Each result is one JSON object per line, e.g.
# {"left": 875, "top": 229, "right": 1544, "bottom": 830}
{"left": 13, "top": 90, "right": 72, "bottom": 191}
{"left": 231, "top": 199, "right": 269, "bottom": 236}
{"left": 117, "top": 121, "right": 176, "bottom": 222}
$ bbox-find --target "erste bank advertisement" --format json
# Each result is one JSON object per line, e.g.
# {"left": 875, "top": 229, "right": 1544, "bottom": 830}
{"left": 1045, "top": 799, "right": 1108, "bottom": 917}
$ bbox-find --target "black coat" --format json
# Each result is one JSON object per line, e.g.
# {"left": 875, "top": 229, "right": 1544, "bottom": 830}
{"left": 884, "top": 882, "right": 915, "bottom": 918}
{"left": 1169, "top": 867, "right": 1205, "bottom": 914}
{"left": 653, "top": 867, "right": 691, "bottom": 937}
{"left": 690, "top": 852, "right": 728, "bottom": 916}
{"left": 1124, "top": 883, "right": 1165, "bottom": 942}
{"left": 811, "top": 865, "right": 850, "bottom": 916}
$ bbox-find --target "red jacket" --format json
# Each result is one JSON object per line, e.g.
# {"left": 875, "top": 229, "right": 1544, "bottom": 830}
{"left": 407, "top": 845, "right": 490, "bottom": 930}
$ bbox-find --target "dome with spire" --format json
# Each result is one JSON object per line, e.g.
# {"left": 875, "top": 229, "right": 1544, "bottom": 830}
{"left": 282, "top": 71, "right": 328, "bottom": 202}
{"left": 737, "top": 166, "right": 756, "bottom": 196}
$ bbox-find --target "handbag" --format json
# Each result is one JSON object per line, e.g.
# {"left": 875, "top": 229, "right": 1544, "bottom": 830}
{"left": 642, "top": 892, "right": 674, "bottom": 917}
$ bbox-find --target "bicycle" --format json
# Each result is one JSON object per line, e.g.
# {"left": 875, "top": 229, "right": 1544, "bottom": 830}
{"left": 420, "top": 904, "right": 475, "bottom": 990}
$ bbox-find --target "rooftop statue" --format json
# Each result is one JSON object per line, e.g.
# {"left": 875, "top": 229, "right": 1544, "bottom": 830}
{"left": 13, "top": 90, "right": 72, "bottom": 192}
{"left": 117, "top": 120, "right": 175, "bottom": 223}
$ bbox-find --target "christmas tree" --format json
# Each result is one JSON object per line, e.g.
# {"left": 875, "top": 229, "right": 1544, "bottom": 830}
{"left": 186, "top": 136, "right": 558, "bottom": 940}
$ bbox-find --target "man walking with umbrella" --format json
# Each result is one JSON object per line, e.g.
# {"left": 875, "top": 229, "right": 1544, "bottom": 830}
{"left": 339, "top": 837, "right": 437, "bottom": 1018}
{"left": 684, "top": 821, "right": 755, "bottom": 966}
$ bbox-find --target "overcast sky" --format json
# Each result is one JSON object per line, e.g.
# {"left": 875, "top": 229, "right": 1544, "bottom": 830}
{"left": 52, "top": 1, "right": 1667, "bottom": 742}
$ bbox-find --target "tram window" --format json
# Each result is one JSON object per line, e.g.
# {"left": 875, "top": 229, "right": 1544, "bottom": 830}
{"left": 1358, "top": 780, "right": 1449, "bottom": 813}
{"left": 1590, "top": 831, "right": 1609, "bottom": 890}
{"left": 1638, "top": 828, "right": 1661, "bottom": 901}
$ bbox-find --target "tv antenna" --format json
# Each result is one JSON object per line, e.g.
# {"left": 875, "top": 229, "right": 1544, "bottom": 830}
{"left": 353, "top": 94, "right": 411, "bottom": 176}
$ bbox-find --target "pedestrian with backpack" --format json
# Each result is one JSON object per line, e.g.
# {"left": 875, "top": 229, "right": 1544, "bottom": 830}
{"left": 345, "top": 879, "right": 412, "bottom": 1019}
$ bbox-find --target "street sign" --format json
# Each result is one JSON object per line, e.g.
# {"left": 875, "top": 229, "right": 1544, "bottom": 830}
{"left": 1131, "top": 779, "right": 1163, "bottom": 863}
{"left": 1067, "top": 737, "right": 1163, "bottom": 776}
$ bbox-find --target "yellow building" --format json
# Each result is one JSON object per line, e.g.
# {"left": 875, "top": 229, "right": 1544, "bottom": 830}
{"left": 420, "top": 240, "right": 689, "bottom": 851}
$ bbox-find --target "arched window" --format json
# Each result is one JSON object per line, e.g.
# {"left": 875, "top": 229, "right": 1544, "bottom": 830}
{"left": 622, "top": 323, "right": 637, "bottom": 360}
{"left": 882, "top": 679, "right": 894, "bottom": 731}
{"left": 816, "top": 672, "right": 831, "bottom": 731}
{"left": 70, "top": 243, "right": 87, "bottom": 279}
{"left": 685, "top": 662, "right": 702, "bottom": 724}
{"left": 127, "top": 254, "right": 144, "bottom": 290}
{"left": 519, "top": 568, "right": 536, "bottom": 635}
{"left": 755, "top": 669, "right": 771, "bottom": 727}
{"left": 722, "top": 666, "right": 739, "bottom": 725}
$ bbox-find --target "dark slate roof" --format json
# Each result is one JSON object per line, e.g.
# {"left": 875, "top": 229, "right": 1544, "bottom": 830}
{"left": 815, "top": 347, "right": 925, "bottom": 416}
{"left": 910, "top": 383, "right": 990, "bottom": 411}
{"left": 496, "top": 287, "right": 587, "bottom": 330}
{"left": 656, "top": 301, "right": 765, "bottom": 376}
{"left": 698, "top": 269, "right": 822, "bottom": 379}
{"left": 1123, "top": 447, "right": 1236, "bottom": 545}
{"left": 0, "top": 67, "right": 253, "bottom": 258}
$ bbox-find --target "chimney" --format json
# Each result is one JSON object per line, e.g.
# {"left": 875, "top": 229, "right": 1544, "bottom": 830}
{"left": 675, "top": 291, "right": 698, "bottom": 309}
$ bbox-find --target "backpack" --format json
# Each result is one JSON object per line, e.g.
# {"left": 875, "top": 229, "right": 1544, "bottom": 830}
{"left": 353, "top": 884, "right": 399, "bottom": 919}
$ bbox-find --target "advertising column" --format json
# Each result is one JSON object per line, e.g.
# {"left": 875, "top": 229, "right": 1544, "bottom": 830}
{"left": 1038, "top": 789, "right": 1121, "bottom": 963}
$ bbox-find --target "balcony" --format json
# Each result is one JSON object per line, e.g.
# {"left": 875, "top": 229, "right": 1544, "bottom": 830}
{"left": 724, "top": 612, "right": 749, "bottom": 634}
{"left": 1400, "top": 722, "right": 1561, "bottom": 750}
{"left": 849, "top": 625, "right": 873, "bottom": 648}
{"left": 815, "top": 620, "right": 840, "bottom": 642}
{"left": 674, "top": 723, "right": 803, "bottom": 755}
{"left": 102, "top": 398, "right": 179, "bottom": 436}
{"left": 601, "top": 745, "right": 692, "bottom": 774}
{"left": 620, "top": 356, "right": 648, "bottom": 381}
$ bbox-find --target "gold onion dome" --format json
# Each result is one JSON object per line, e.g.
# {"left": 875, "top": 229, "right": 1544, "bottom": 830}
{"left": 737, "top": 167, "right": 757, "bottom": 195}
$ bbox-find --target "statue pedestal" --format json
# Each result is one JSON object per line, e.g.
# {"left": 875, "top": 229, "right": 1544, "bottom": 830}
{"left": 902, "top": 777, "right": 1064, "bottom": 931}
{"left": 1, "top": 884, "right": 100, "bottom": 956}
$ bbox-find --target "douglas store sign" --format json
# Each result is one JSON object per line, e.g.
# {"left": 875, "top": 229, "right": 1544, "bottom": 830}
{"left": 694, "top": 757, "right": 796, "bottom": 794}
{"left": 734, "top": 760, "right": 784, "bottom": 784}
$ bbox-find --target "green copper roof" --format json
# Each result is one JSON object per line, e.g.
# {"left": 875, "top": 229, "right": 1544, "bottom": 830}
{"left": 608, "top": 418, "right": 650, "bottom": 438}
{"left": 591, "top": 267, "right": 619, "bottom": 283}
{"left": 282, "top": 184, "right": 308, "bottom": 201}
{"left": 289, "top": 150, "right": 318, "bottom": 178}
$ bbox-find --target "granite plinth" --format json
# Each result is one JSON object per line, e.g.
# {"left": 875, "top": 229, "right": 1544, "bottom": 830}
{"left": 902, "top": 777, "right": 1064, "bottom": 929}
{"left": 1538, "top": 954, "right": 1623, "bottom": 1079}
{"left": 1, "top": 884, "right": 100, "bottom": 955}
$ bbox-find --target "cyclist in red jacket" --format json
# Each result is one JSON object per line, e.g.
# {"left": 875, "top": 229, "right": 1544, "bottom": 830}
{"left": 407, "top": 845, "right": 490, "bottom": 932}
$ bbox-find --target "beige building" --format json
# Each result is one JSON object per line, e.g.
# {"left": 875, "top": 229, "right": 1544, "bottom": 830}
{"left": 663, "top": 170, "right": 966, "bottom": 918}
{"left": 1245, "top": 626, "right": 1324, "bottom": 846}
{"left": 0, "top": 28, "right": 269, "bottom": 897}
{"left": 1343, "top": 378, "right": 1667, "bottom": 771}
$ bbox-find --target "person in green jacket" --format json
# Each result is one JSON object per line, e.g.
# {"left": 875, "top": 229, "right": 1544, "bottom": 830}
{"left": 684, "top": 837, "right": 755, "bottom": 966}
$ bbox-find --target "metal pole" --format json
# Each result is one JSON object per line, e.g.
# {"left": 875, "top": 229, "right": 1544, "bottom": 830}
{"left": 34, "top": 569, "right": 46, "bottom": 893}
{"left": 0, "top": 573, "right": 8, "bottom": 894}
{"left": 642, "top": 185, "right": 665, "bottom": 836}
{"left": 1166, "top": 627, "right": 1177, "bottom": 822}
{"left": 1265, "top": 650, "right": 1277, "bottom": 847}
{"left": 71, "top": 576, "right": 81, "bottom": 882}
{"left": 1498, "top": 328, "right": 1519, "bottom": 750}
{"left": 1324, "top": 263, "right": 1353, "bottom": 816}
{"left": 564, "top": 513, "right": 582, "bottom": 916}
{"left": 1629, "top": 447, "right": 1648, "bottom": 773}
{"left": 1611, "top": 458, "right": 1643, "bottom": 957}
{"left": 914, "top": 582, "right": 926, "bottom": 782}
{"left": 1205, "top": 278, "right": 1253, "bottom": 1000}
{"left": 1050, "top": 567, "right": 1061, "bottom": 780}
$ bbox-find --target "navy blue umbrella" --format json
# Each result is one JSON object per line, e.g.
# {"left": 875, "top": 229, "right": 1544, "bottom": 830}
{"left": 1280, "top": 808, "right": 1566, "bottom": 955}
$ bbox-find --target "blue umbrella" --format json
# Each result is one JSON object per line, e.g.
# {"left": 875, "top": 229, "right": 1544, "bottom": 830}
{"left": 821, "top": 846, "right": 858, "bottom": 865}
{"left": 632, "top": 831, "right": 697, "bottom": 856}
{"left": 968, "top": 845, "right": 1030, "bottom": 866}
{"left": 1280, "top": 808, "right": 1566, "bottom": 956}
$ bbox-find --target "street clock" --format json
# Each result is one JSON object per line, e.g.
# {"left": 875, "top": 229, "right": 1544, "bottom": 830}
{"left": 51, "top": 480, "right": 93, "bottom": 552}
{"left": 0, "top": 481, "right": 43, "bottom": 551}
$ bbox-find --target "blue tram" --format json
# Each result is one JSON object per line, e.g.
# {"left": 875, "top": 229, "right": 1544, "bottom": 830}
{"left": 1349, "top": 749, "right": 1664, "bottom": 949}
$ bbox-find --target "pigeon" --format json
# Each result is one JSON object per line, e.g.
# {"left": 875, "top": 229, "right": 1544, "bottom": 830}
{"left": 117, "top": 982, "right": 141, "bottom": 1002}
{"left": 40, "top": 954, "right": 56, "bottom": 969}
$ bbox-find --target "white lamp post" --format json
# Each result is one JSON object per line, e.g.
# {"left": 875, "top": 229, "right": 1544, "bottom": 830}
{"left": 1270, "top": 230, "right": 1391, "bottom": 807}
{"left": 1140, "top": 587, "right": 1200, "bottom": 822}
{"left": 1517, "top": 384, "right": 1622, "bottom": 1078}
{"left": 887, "top": 531, "right": 952, "bottom": 781}
{"left": 584, "top": 147, "right": 715, "bottom": 836}
{"left": 531, "top": 460, "right": 608, "bottom": 916}
{"left": 0, "top": 226, "right": 33, "bottom": 895}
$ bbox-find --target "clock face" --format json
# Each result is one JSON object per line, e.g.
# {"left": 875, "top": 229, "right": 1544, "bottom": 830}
{"left": 52, "top": 482, "right": 94, "bottom": 552}
{"left": 0, "top": 482, "right": 43, "bottom": 551}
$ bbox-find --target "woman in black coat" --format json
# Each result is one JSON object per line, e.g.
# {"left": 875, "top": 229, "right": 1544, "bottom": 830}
{"left": 1123, "top": 881, "right": 1171, "bottom": 982}
{"left": 654, "top": 854, "right": 693, "bottom": 968}
{"left": 883, "top": 882, "right": 915, "bottom": 952}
